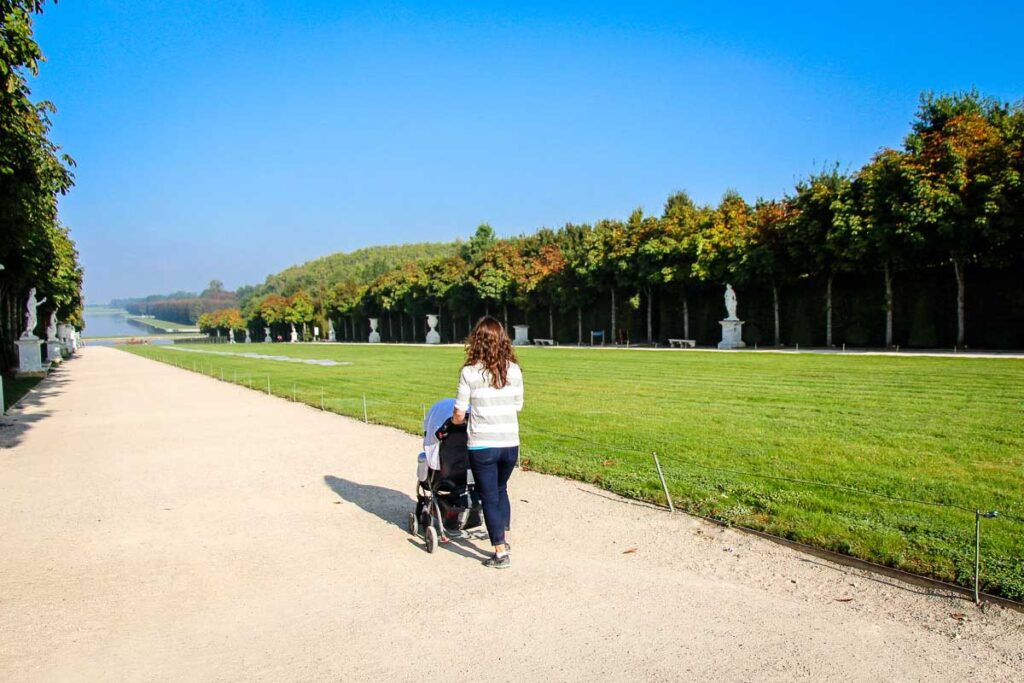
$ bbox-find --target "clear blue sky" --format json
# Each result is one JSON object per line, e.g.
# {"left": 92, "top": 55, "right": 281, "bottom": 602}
{"left": 31, "top": 1, "right": 1024, "bottom": 303}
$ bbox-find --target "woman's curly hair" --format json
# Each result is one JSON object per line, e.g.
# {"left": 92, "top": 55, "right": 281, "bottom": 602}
{"left": 464, "top": 316, "right": 518, "bottom": 388}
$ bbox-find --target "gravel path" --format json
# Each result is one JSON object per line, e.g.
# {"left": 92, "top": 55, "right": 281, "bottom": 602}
{"left": 1, "top": 347, "right": 1021, "bottom": 681}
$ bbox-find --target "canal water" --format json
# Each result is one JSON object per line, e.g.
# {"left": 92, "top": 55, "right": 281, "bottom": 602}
{"left": 82, "top": 311, "right": 181, "bottom": 344}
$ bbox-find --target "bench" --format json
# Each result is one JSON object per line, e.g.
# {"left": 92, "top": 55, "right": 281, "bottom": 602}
{"left": 668, "top": 338, "right": 696, "bottom": 349}
{"left": 533, "top": 338, "right": 557, "bottom": 346}
{"left": 590, "top": 330, "right": 605, "bottom": 346}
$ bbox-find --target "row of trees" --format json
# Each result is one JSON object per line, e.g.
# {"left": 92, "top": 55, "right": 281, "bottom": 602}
{"left": 1, "top": 1, "right": 83, "bottom": 370}
{"left": 234, "top": 91, "right": 1022, "bottom": 348}
{"left": 117, "top": 280, "right": 240, "bottom": 325}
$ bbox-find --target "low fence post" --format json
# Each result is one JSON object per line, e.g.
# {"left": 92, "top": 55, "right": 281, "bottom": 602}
{"left": 266, "top": 376, "right": 271, "bottom": 395}
{"left": 363, "top": 394, "right": 368, "bottom": 423}
{"left": 320, "top": 387, "right": 325, "bottom": 411}
{"left": 653, "top": 452, "right": 674, "bottom": 513}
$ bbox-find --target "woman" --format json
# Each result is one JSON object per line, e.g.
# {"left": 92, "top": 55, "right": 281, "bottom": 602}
{"left": 452, "top": 316, "right": 524, "bottom": 569}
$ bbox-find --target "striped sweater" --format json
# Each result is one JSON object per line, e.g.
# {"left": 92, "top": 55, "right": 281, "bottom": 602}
{"left": 454, "top": 362, "right": 525, "bottom": 448}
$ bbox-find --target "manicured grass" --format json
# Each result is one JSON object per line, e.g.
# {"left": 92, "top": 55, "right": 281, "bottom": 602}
{"left": 3, "top": 375, "right": 43, "bottom": 411}
{"left": 122, "top": 343, "right": 1024, "bottom": 600}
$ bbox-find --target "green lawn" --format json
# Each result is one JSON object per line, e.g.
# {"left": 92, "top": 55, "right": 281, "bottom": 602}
{"left": 3, "top": 375, "right": 43, "bottom": 411}
{"left": 122, "top": 343, "right": 1024, "bottom": 600}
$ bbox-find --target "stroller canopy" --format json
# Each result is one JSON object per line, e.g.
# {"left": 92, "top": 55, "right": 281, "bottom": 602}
{"left": 422, "top": 398, "right": 466, "bottom": 470}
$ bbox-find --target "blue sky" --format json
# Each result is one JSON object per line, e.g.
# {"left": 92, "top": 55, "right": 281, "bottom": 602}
{"left": 31, "top": 1, "right": 1024, "bottom": 303}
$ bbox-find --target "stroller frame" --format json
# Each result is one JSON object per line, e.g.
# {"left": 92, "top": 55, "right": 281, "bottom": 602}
{"left": 409, "top": 419, "right": 481, "bottom": 553}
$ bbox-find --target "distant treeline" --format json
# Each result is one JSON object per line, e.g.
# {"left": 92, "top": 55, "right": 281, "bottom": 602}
{"left": 217, "top": 91, "right": 1022, "bottom": 349}
{"left": 114, "top": 281, "right": 239, "bottom": 325}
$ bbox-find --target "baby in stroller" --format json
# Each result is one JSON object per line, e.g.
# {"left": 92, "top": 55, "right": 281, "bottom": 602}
{"left": 408, "top": 398, "right": 483, "bottom": 553}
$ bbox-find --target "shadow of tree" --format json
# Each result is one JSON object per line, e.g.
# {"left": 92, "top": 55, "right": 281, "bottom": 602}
{"left": 1, "top": 363, "right": 73, "bottom": 449}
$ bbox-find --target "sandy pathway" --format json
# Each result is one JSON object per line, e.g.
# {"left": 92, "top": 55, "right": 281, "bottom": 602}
{"left": 0, "top": 347, "right": 1021, "bottom": 681}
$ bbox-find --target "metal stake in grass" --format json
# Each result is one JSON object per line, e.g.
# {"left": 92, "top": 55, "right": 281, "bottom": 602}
{"left": 266, "top": 376, "right": 271, "bottom": 395}
{"left": 363, "top": 394, "right": 368, "bottom": 423}
{"left": 652, "top": 452, "right": 674, "bottom": 513}
{"left": 292, "top": 382, "right": 296, "bottom": 402}
{"left": 974, "top": 510, "right": 999, "bottom": 604}
{"left": 320, "top": 387, "right": 325, "bottom": 411}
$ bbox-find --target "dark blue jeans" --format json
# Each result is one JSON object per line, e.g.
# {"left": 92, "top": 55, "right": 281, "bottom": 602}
{"left": 469, "top": 446, "right": 518, "bottom": 546}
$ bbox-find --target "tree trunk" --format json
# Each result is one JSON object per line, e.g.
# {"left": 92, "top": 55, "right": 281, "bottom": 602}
{"left": 884, "top": 262, "right": 894, "bottom": 348}
{"left": 683, "top": 295, "right": 689, "bottom": 340}
{"left": 825, "top": 273, "right": 834, "bottom": 347}
{"left": 610, "top": 288, "right": 617, "bottom": 343}
{"left": 388, "top": 312, "right": 393, "bottom": 342}
{"left": 577, "top": 306, "right": 582, "bottom": 345}
{"left": 953, "top": 258, "right": 966, "bottom": 348}
{"left": 399, "top": 314, "right": 404, "bottom": 342}
{"left": 548, "top": 304, "right": 554, "bottom": 339}
{"left": 467, "top": 314, "right": 472, "bottom": 335}
{"left": 645, "top": 287, "right": 653, "bottom": 343}
{"left": 772, "top": 282, "right": 780, "bottom": 347}
{"left": 503, "top": 303, "right": 508, "bottom": 330}
{"left": 451, "top": 308, "right": 456, "bottom": 342}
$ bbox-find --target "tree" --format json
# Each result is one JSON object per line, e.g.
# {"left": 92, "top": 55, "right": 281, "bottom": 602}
{"left": 743, "top": 198, "right": 797, "bottom": 346}
{"left": 0, "top": 1, "right": 82, "bottom": 367}
{"left": 424, "top": 255, "right": 470, "bottom": 342}
{"left": 583, "top": 219, "right": 631, "bottom": 343}
{"left": 660, "top": 191, "right": 704, "bottom": 340}
{"left": 519, "top": 235, "right": 566, "bottom": 339}
{"left": 851, "top": 149, "right": 927, "bottom": 346}
{"left": 786, "top": 170, "right": 857, "bottom": 346}
{"left": 556, "top": 223, "right": 595, "bottom": 344}
{"left": 901, "top": 91, "right": 1019, "bottom": 347}
{"left": 471, "top": 242, "right": 525, "bottom": 330}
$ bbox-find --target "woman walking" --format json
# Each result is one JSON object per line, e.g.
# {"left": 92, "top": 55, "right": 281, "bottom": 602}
{"left": 452, "top": 316, "right": 524, "bottom": 568}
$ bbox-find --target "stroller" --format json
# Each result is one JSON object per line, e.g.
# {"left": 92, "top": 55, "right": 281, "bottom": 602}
{"left": 408, "top": 398, "right": 483, "bottom": 553}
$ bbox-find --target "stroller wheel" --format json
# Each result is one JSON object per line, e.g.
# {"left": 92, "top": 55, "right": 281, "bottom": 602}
{"left": 425, "top": 526, "right": 438, "bottom": 554}
{"left": 407, "top": 512, "right": 419, "bottom": 537}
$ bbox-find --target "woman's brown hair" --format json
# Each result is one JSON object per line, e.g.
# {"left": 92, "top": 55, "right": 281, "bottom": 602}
{"left": 464, "top": 316, "right": 518, "bottom": 388}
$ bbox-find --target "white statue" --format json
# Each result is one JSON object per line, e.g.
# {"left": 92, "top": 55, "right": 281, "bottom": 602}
{"left": 264, "top": 326, "right": 271, "bottom": 342}
{"left": 328, "top": 320, "right": 336, "bottom": 342}
{"left": 426, "top": 314, "right": 440, "bottom": 344}
{"left": 314, "top": 325, "right": 320, "bottom": 340}
{"left": 290, "top": 323, "right": 298, "bottom": 343}
{"left": 46, "top": 311, "right": 57, "bottom": 340}
{"left": 229, "top": 328, "right": 235, "bottom": 343}
{"left": 724, "top": 284, "right": 738, "bottom": 321}
{"left": 368, "top": 317, "right": 381, "bottom": 343}
{"left": 245, "top": 328, "right": 252, "bottom": 343}
{"left": 22, "top": 287, "right": 47, "bottom": 339}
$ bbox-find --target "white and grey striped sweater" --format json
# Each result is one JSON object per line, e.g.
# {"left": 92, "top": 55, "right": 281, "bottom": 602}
{"left": 454, "top": 362, "right": 524, "bottom": 448}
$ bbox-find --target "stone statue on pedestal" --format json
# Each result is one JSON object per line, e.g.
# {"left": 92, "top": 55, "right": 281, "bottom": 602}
{"left": 368, "top": 318, "right": 381, "bottom": 343}
{"left": 245, "top": 328, "right": 252, "bottom": 343}
{"left": 264, "top": 326, "right": 271, "bottom": 342}
{"left": 718, "top": 284, "right": 746, "bottom": 349}
{"left": 290, "top": 323, "right": 298, "bottom": 343}
{"left": 724, "top": 284, "right": 738, "bottom": 320}
{"left": 328, "top": 320, "right": 336, "bottom": 342}
{"left": 22, "top": 287, "right": 46, "bottom": 339}
{"left": 46, "top": 311, "right": 57, "bottom": 340}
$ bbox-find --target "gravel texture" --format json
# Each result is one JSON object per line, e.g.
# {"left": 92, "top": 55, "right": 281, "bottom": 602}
{"left": 1, "top": 347, "right": 1021, "bottom": 681}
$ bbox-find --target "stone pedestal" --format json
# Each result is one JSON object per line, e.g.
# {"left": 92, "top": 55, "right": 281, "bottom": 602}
{"left": 718, "top": 319, "right": 746, "bottom": 349}
{"left": 425, "top": 314, "right": 440, "bottom": 344}
{"left": 46, "top": 339, "right": 63, "bottom": 365}
{"left": 513, "top": 325, "right": 530, "bottom": 346}
{"left": 16, "top": 337, "right": 46, "bottom": 376}
{"left": 368, "top": 318, "right": 381, "bottom": 343}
